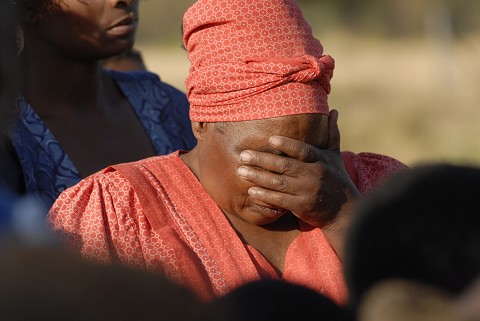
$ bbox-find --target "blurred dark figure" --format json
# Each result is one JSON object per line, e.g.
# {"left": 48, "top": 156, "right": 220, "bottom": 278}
{"left": 0, "top": 0, "right": 20, "bottom": 190}
{"left": 344, "top": 164, "right": 480, "bottom": 311}
{"left": 0, "top": 246, "right": 206, "bottom": 321}
{"left": 0, "top": 0, "right": 40, "bottom": 239}
{"left": 0, "top": 0, "right": 17, "bottom": 116}
{"left": 207, "top": 280, "right": 355, "bottom": 321}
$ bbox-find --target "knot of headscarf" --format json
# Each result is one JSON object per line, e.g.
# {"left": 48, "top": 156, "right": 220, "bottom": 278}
{"left": 183, "top": 0, "right": 335, "bottom": 122}
{"left": 245, "top": 54, "right": 334, "bottom": 93}
{"left": 186, "top": 54, "right": 334, "bottom": 107}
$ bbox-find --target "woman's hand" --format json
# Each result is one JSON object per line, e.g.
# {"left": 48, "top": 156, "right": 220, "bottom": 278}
{"left": 236, "top": 109, "right": 360, "bottom": 228}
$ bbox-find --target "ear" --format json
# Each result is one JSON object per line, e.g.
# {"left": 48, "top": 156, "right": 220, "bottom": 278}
{"left": 191, "top": 122, "right": 208, "bottom": 141}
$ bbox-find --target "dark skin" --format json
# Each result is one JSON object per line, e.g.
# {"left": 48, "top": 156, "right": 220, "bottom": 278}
{"left": 17, "top": 0, "right": 156, "bottom": 178}
{"left": 237, "top": 110, "right": 360, "bottom": 261}
{"left": 181, "top": 110, "right": 360, "bottom": 274}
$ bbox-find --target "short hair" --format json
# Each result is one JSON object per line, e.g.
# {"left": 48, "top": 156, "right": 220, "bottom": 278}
{"left": 0, "top": 246, "right": 205, "bottom": 321}
{"left": 344, "top": 164, "right": 480, "bottom": 310}
{"left": 208, "top": 279, "right": 355, "bottom": 321}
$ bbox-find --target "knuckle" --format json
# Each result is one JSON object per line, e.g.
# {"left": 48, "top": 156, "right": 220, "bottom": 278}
{"left": 305, "top": 163, "right": 323, "bottom": 178}
{"left": 275, "top": 157, "right": 291, "bottom": 173}
{"left": 250, "top": 170, "right": 261, "bottom": 181}
{"left": 251, "top": 152, "right": 262, "bottom": 165}
{"left": 272, "top": 176, "right": 288, "bottom": 191}
{"left": 298, "top": 145, "right": 313, "bottom": 162}
{"left": 271, "top": 193, "right": 286, "bottom": 207}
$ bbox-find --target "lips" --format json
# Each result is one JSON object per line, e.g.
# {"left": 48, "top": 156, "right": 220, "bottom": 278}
{"left": 255, "top": 204, "right": 288, "bottom": 218}
{"left": 108, "top": 15, "right": 138, "bottom": 36}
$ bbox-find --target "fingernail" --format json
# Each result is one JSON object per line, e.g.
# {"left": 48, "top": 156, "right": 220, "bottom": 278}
{"left": 237, "top": 166, "right": 249, "bottom": 178}
{"left": 269, "top": 136, "right": 281, "bottom": 147}
{"left": 248, "top": 188, "right": 257, "bottom": 196}
{"left": 240, "top": 151, "right": 252, "bottom": 162}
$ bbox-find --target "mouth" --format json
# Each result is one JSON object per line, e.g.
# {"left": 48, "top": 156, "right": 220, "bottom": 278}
{"left": 254, "top": 204, "right": 288, "bottom": 219}
{"left": 108, "top": 15, "right": 138, "bottom": 36}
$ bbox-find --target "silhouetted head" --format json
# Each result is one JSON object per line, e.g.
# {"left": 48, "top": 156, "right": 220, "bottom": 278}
{"left": 345, "top": 164, "right": 480, "bottom": 310}
{"left": 208, "top": 279, "right": 355, "bottom": 321}
{"left": 0, "top": 246, "right": 206, "bottom": 321}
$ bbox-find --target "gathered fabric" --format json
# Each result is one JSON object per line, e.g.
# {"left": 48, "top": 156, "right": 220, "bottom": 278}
{"left": 183, "top": 0, "right": 334, "bottom": 122}
{"left": 48, "top": 151, "right": 407, "bottom": 304}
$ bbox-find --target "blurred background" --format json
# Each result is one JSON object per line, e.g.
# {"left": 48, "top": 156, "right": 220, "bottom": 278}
{"left": 135, "top": 0, "right": 480, "bottom": 166}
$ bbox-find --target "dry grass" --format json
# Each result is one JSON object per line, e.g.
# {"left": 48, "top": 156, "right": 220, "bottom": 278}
{"left": 136, "top": 32, "right": 480, "bottom": 167}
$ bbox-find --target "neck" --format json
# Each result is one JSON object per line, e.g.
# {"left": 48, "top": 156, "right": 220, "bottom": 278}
{"left": 19, "top": 44, "right": 107, "bottom": 112}
{"left": 180, "top": 147, "right": 200, "bottom": 179}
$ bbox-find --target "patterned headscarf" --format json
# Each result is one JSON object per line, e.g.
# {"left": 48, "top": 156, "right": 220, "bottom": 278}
{"left": 183, "top": 0, "right": 335, "bottom": 122}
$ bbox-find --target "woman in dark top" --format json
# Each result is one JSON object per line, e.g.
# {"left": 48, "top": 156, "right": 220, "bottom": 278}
{"left": 3, "top": 0, "right": 196, "bottom": 209}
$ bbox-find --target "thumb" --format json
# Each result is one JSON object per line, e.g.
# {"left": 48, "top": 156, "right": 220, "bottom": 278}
{"left": 327, "top": 109, "right": 341, "bottom": 152}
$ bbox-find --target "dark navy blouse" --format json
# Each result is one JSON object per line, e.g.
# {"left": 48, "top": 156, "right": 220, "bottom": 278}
{"left": 10, "top": 70, "right": 196, "bottom": 210}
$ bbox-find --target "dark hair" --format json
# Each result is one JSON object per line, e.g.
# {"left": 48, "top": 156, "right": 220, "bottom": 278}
{"left": 0, "top": 0, "right": 18, "bottom": 126}
{"left": 207, "top": 279, "right": 355, "bottom": 321}
{"left": 0, "top": 0, "right": 22, "bottom": 190}
{"left": 344, "top": 164, "right": 480, "bottom": 310}
{"left": 16, "top": 0, "right": 59, "bottom": 17}
{"left": 0, "top": 246, "right": 206, "bottom": 321}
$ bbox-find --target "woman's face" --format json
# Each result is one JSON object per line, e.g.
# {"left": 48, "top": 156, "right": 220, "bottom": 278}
{"left": 23, "top": 0, "right": 139, "bottom": 59}
{"left": 195, "top": 113, "right": 328, "bottom": 226}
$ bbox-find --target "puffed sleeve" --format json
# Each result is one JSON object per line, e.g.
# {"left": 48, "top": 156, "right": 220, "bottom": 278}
{"left": 341, "top": 151, "right": 408, "bottom": 194}
{"left": 47, "top": 169, "right": 148, "bottom": 267}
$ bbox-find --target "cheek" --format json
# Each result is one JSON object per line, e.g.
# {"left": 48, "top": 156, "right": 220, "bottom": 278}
{"left": 199, "top": 147, "right": 252, "bottom": 210}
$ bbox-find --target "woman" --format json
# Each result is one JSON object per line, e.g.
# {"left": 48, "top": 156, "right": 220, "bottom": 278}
{"left": 3, "top": 0, "right": 196, "bottom": 209}
{"left": 49, "top": 0, "right": 406, "bottom": 303}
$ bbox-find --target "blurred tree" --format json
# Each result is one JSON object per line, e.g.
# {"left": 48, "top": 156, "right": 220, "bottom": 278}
{"left": 297, "top": 0, "right": 480, "bottom": 38}
{"left": 135, "top": 0, "right": 480, "bottom": 43}
{"left": 137, "top": 0, "right": 196, "bottom": 45}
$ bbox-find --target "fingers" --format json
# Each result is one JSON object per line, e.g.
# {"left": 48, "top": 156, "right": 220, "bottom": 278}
{"left": 247, "top": 186, "right": 299, "bottom": 211}
{"left": 268, "top": 136, "right": 322, "bottom": 163}
{"left": 237, "top": 160, "right": 325, "bottom": 197}
{"left": 239, "top": 150, "right": 298, "bottom": 174}
{"left": 259, "top": 110, "right": 341, "bottom": 163}
{"left": 237, "top": 164, "right": 295, "bottom": 193}
{"left": 246, "top": 185, "right": 327, "bottom": 225}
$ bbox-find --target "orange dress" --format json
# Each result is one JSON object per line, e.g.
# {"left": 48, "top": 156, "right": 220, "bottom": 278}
{"left": 48, "top": 151, "right": 406, "bottom": 303}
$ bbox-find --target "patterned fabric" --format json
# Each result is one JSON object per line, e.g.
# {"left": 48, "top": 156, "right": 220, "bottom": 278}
{"left": 183, "top": 0, "right": 334, "bottom": 122}
{"left": 48, "top": 151, "right": 407, "bottom": 303}
{"left": 0, "top": 185, "right": 16, "bottom": 230}
{"left": 9, "top": 70, "right": 196, "bottom": 210}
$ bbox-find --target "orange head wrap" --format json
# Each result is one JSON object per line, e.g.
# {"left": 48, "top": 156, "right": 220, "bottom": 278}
{"left": 183, "top": 0, "right": 335, "bottom": 122}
